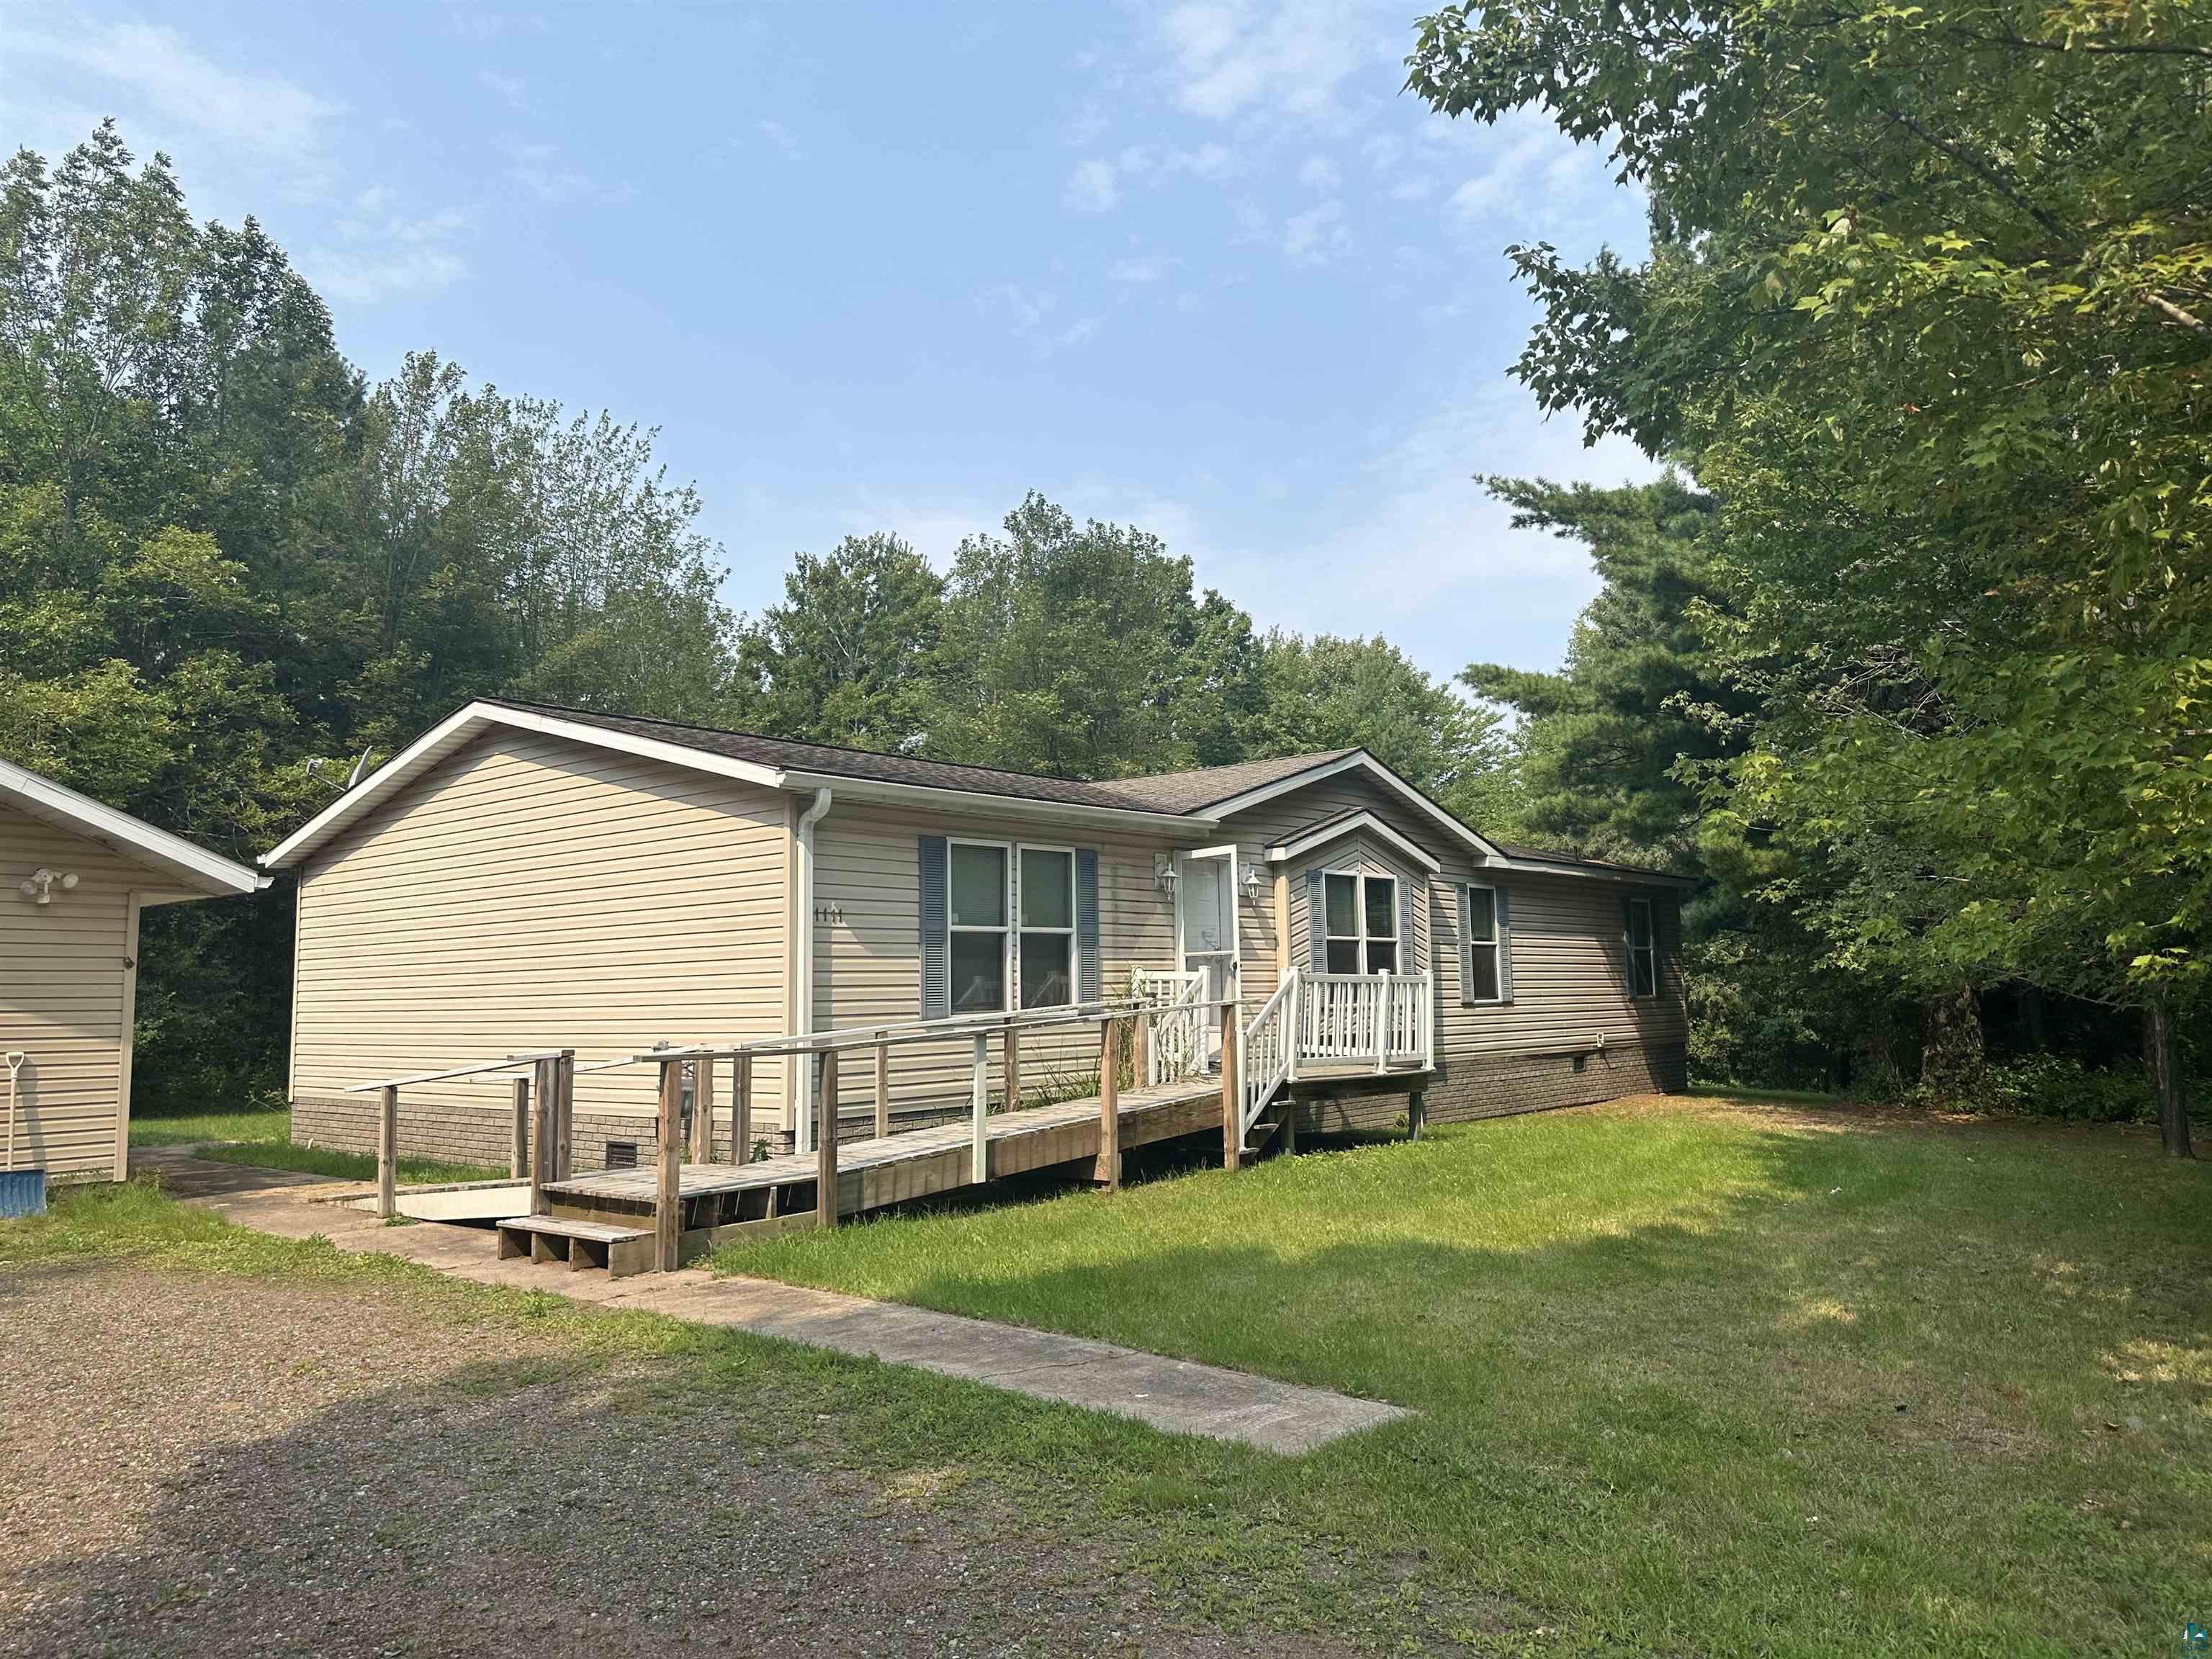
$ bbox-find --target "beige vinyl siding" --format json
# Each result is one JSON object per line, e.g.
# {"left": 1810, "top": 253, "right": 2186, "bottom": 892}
{"left": 1218, "top": 771, "right": 1685, "bottom": 1056}
{"left": 1215, "top": 775, "right": 1439, "bottom": 1014}
{"left": 291, "top": 729, "right": 790, "bottom": 1124}
{"left": 809, "top": 804, "right": 1183, "bottom": 1126}
{"left": 0, "top": 803, "right": 140, "bottom": 1181}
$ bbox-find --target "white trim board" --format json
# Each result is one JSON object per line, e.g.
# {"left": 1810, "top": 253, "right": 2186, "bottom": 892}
{"left": 0, "top": 756, "right": 266, "bottom": 898}
{"left": 1267, "top": 809, "right": 1442, "bottom": 873}
{"left": 1201, "top": 750, "right": 1504, "bottom": 865}
{"left": 264, "top": 702, "right": 1211, "bottom": 872}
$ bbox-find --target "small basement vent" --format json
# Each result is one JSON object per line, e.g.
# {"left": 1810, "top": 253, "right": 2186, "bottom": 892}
{"left": 1571, "top": 1053, "right": 1588, "bottom": 1073}
{"left": 604, "top": 1140, "right": 639, "bottom": 1170}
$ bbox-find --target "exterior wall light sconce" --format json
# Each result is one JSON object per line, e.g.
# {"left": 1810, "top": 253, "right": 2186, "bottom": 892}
{"left": 1154, "top": 854, "right": 1178, "bottom": 893}
{"left": 18, "top": 868, "right": 78, "bottom": 905}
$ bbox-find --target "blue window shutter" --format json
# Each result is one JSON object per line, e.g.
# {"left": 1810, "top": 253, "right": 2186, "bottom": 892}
{"left": 918, "top": 836, "right": 949, "bottom": 1019}
{"left": 1399, "top": 876, "right": 1415, "bottom": 971}
{"left": 1496, "top": 884, "right": 1515, "bottom": 1004}
{"left": 1458, "top": 884, "right": 1475, "bottom": 1005}
{"left": 1305, "top": 869, "right": 1326, "bottom": 971}
{"left": 1075, "top": 848, "right": 1100, "bottom": 1003}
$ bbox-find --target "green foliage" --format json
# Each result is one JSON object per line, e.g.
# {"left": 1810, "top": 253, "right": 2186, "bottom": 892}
{"left": 727, "top": 532, "right": 945, "bottom": 751}
{"left": 927, "top": 493, "right": 1259, "bottom": 777}
{"left": 1464, "top": 474, "right": 1743, "bottom": 867}
{"left": 1251, "top": 629, "right": 1505, "bottom": 809}
{"left": 1409, "top": 0, "right": 2212, "bottom": 1130}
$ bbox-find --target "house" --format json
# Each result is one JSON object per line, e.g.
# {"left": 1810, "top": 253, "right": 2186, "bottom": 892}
{"left": 1, "top": 757, "right": 268, "bottom": 1182}
{"left": 261, "top": 699, "right": 1689, "bottom": 1172}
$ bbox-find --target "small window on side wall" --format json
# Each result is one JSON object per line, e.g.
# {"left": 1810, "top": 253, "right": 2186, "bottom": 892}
{"left": 1627, "top": 897, "right": 1658, "bottom": 999}
{"left": 1465, "top": 884, "right": 1501, "bottom": 1002}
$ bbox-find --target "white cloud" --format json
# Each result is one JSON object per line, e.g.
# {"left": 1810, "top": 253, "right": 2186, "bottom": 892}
{"left": 1107, "top": 252, "right": 1179, "bottom": 283}
{"left": 1151, "top": 0, "right": 1385, "bottom": 127}
{"left": 1448, "top": 107, "right": 1592, "bottom": 223}
{"left": 302, "top": 197, "right": 473, "bottom": 305}
{"left": 1065, "top": 156, "right": 1120, "bottom": 213}
{"left": 1297, "top": 153, "right": 1339, "bottom": 191}
{"left": 505, "top": 142, "right": 626, "bottom": 205}
{"left": 1282, "top": 199, "right": 1348, "bottom": 264}
{"left": 1, "top": 14, "right": 332, "bottom": 192}
{"left": 757, "top": 118, "right": 801, "bottom": 158}
{"left": 479, "top": 70, "right": 527, "bottom": 106}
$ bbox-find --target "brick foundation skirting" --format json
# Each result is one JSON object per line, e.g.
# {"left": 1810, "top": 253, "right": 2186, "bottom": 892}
{"left": 1289, "top": 1040, "right": 1686, "bottom": 1137}
{"left": 293, "top": 1041, "right": 1686, "bottom": 1172}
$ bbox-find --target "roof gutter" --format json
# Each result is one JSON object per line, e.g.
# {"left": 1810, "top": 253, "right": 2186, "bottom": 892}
{"left": 791, "top": 787, "right": 835, "bottom": 1153}
{"left": 775, "top": 769, "right": 1217, "bottom": 835}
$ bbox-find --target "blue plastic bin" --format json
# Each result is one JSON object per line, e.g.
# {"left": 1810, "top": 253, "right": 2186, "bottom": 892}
{"left": 0, "top": 1168, "right": 47, "bottom": 1218}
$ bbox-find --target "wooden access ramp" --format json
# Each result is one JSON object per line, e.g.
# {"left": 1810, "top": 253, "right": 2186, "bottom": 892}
{"left": 502, "top": 1075, "right": 1224, "bottom": 1274}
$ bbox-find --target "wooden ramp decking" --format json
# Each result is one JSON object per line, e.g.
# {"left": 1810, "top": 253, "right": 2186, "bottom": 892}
{"left": 505, "top": 1076, "right": 1226, "bottom": 1274}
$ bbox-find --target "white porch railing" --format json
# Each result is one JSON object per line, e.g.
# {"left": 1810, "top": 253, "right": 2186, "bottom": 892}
{"left": 1131, "top": 967, "right": 1208, "bottom": 1088}
{"left": 1240, "top": 968, "right": 1432, "bottom": 1144}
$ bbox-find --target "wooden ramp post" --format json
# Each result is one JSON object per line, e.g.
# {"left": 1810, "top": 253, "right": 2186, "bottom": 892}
{"left": 656, "top": 1057, "right": 683, "bottom": 1272}
{"left": 1004, "top": 1028, "right": 1022, "bottom": 1112}
{"left": 554, "top": 1051, "right": 576, "bottom": 1179}
{"left": 508, "top": 1076, "right": 529, "bottom": 1179}
{"left": 732, "top": 1053, "right": 752, "bottom": 1164}
{"left": 690, "top": 1055, "right": 715, "bottom": 1163}
{"left": 873, "top": 1038, "right": 891, "bottom": 1138}
{"left": 376, "top": 1084, "right": 398, "bottom": 1219}
{"left": 1220, "top": 999, "right": 1241, "bottom": 1170}
{"left": 1095, "top": 1018, "right": 1121, "bottom": 1192}
{"left": 817, "top": 1048, "right": 840, "bottom": 1229}
{"left": 529, "top": 1056, "right": 557, "bottom": 1215}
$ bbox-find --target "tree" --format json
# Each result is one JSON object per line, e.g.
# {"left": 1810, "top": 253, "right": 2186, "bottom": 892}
{"left": 1408, "top": 0, "right": 2212, "bottom": 1149}
{"left": 1251, "top": 631, "right": 1508, "bottom": 819}
{"left": 0, "top": 125, "right": 742, "bottom": 1109}
{"left": 1462, "top": 475, "right": 1740, "bottom": 867}
{"left": 930, "top": 493, "right": 1257, "bottom": 778}
{"left": 727, "top": 533, "right": 945, "bottom": 750}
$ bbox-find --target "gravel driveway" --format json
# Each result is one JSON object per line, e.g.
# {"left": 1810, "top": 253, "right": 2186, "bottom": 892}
{"left": 0, "top": 1261, "right": 1348, "bottom": 1658}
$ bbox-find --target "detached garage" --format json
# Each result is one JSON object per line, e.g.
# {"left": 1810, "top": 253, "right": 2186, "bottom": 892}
{"left": 1, "top": 758, "right": 266, "bottom": 1184}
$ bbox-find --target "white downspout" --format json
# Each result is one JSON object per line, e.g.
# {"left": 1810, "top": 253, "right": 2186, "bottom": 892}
{"left": 793, "top": 787, "right": 835, "bottom": 1154}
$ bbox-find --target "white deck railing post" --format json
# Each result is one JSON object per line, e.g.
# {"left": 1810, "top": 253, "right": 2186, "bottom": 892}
{"left": 1374, "top": 972, "right": 1390, "bottom": 1074}
{"left": 970, "top": 1032, "right": 989, "bottom": 1183}
{"left": 1286, "top": 966, "right": 1301, "bottom": 1083}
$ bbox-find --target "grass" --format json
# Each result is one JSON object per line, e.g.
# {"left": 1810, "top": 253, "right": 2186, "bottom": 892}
{"left": 192, "top": 1139, "right": 506, "bottom": 1186}
{"left": 126, "top": 1106, "right": 291, "bottom": 1147}
{"left": 127, "top": 1103, "right": 501, "bottom": 1185}
{"left": 711, "top": 1094, "right": 2212, "bottom": 1657}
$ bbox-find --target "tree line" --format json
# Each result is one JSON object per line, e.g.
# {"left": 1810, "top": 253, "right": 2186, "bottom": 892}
{"left": 1408, "top": 0, "right": 2211, "bottom": 1151}
{"left": 0, "top": 123, "right": 1502, "bottom": 1112}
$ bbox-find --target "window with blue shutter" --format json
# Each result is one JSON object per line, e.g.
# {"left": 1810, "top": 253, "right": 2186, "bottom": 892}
{"left": 1074, "top": 848, "right": 1100, "bottom": 1004}
{"left": 917, "top": 836, "right": 949, "bottom": 1019}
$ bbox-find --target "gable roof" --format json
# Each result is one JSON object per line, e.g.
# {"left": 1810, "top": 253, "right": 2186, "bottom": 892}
{"left": 0, "top": 756, "right": 266, "bottom": 899}
{"left": 495, "top": 702, "right": 1161, "bottom": 811}
{"left": 259, "top": 697, "right": 1683, "bottom": 886}
{"left": 1264, "top": 808, "right": 1444, "bottom": 874}
{"left": 1106, "top": 750, "right": 1358, "bottom": 814}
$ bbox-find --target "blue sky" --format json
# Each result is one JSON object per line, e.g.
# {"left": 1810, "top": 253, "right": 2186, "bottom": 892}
{"left": 2, "top": 1, "right": 1656, "bottom": 683}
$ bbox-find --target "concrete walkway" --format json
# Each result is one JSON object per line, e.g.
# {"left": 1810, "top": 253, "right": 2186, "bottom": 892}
{"left": 176, "top": 1161, "right": 1409, "bottom": 1456}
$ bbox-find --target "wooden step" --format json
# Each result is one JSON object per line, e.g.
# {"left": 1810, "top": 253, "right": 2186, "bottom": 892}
{"left": 497, "top": 1214, "right": 655, "bottom": 1278}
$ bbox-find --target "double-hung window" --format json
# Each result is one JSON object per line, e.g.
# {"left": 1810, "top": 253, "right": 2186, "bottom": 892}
{"left": 1626, "top": 897, "right": 1658, "bottom": 999}
{"left": 948, "top": 841, "right": 1009, "bottom": 1012}
{"left": 1017, "top": 846, "right": 1076, "bottom": 1008}
{"left": 1323, "top": 871, "right": 1398, "bottom": 974}
{"left": 1464, "top": 884, "right": 1501, "bottom": 1002}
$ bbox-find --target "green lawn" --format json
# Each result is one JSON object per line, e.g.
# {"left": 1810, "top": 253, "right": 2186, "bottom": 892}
{"left": 127, "top": 1106, "right": 292, "bottom": 1147}
{"left": 716, "top": 1096, "right": 2212, "bottom": 1657}
{"left": 191, "top": 1139, "right": 507, "bottom": 1186}
{"left": 128, "top": 1105, "right": 502, "bottom": 1185}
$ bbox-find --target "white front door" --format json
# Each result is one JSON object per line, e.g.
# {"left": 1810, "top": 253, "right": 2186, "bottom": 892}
{"left": 1177, "top": 846, "right": 1239, "bottom": 1060}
